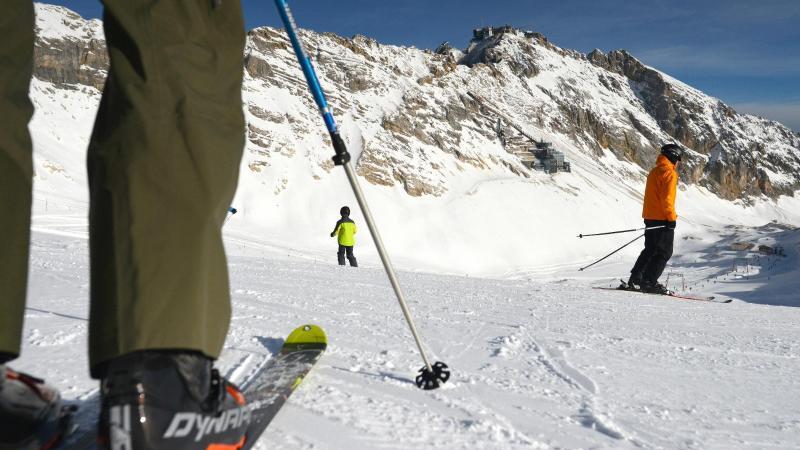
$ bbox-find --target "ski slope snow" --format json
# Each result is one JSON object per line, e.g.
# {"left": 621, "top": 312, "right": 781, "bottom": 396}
{"left": 13, "top": 219, "right": 800, "bottom": 449}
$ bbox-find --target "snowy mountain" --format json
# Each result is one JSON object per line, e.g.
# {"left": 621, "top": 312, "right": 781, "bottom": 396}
{"left": 240, "top": 24, "right": 800, "bottom": 200}
{"left": 27, "top": 3, "right": 800, "bottom": 277}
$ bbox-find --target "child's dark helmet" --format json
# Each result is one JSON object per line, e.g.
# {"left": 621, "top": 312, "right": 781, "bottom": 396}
{"left": 340, "top": 206, "right": 350, "bottom": 216}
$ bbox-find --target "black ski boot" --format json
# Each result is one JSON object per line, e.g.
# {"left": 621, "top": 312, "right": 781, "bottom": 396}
{"left": 0, "top": 365, "right": 70, "bottom": 450}
{"left": 626, "top": 274, "right": 643, "bottom": 291}
{"left": 642, "top": 282, "right": 670, "bottom": 295}
{"left": 98, "top": 351, "right": 250, "bottom": 450}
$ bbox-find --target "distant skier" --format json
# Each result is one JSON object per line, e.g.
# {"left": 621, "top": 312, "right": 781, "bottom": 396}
{"left": 330, "top": 206, "right": 358, "bottom": 267}
{"left": 627, "top": 144, "right": 684, "bottom": 294}
{"left": 1, "top": 2, "right": 250, "bottom": 448}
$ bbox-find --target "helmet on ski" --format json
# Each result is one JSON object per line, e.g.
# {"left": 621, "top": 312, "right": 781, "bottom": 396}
{"left": 340, "top": 206, "right": 350, "bottom": 217}
{"left": 660, "top": 143, "right": 683, "bottom": 164}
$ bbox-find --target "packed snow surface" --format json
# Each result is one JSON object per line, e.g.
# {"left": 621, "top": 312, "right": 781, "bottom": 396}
{"left": 15, "top": 220, "right": 800, "bottom": 449}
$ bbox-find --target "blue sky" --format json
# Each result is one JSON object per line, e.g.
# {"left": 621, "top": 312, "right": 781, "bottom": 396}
{"left": 50, "top": 0, "right": 800, "bottom": 130}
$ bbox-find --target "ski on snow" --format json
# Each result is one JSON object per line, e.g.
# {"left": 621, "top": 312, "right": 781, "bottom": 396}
{"left": 239, "top": 324, "right": 326, "bottom": 450}
{"left": 594, "top": 281, "right": 731, "bottom": 303}
{"left": 59, "top": 324, "right": 327, "bottom": 449}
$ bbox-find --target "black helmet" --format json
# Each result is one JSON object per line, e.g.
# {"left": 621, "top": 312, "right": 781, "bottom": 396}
{"left": 340, "top": 206, "right": 350, "bottom": 216}
{"left": 660, "top": 143, "right": 683, "bottom": 164}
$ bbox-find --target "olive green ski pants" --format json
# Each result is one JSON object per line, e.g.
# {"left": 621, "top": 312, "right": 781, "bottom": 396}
{"left": 1, "top": 0, "right": 246, "bottom": 378}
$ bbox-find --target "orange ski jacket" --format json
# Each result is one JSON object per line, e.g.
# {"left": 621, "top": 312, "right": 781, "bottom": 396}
{"left": 642, "top": 154, "right": 678, "bottom": 221}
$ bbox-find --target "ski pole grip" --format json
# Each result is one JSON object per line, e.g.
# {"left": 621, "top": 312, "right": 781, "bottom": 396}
{"left": 330, "top": 131, "right": 351, "bottom": 165}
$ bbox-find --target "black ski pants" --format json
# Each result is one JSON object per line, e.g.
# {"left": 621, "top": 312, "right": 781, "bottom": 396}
{"left": 337, "top": 245, "right": 358, "bottom": 267}
{"left": 630, "top": 220, "right": 674, "bottom": 285}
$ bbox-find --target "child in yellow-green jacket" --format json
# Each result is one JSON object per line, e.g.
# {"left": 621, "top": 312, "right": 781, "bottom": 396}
{"left": 330, "top": 206, "right": 358, "bottom": 267}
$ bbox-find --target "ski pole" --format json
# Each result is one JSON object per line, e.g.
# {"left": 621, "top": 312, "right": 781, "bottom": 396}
{"left": 579, "top": 234, "right": 644, "bottom": 271}
{"left": 578, "top": 225, "right": 665, "bottom": 238}
{"left": 273, "top": 0, "right": 450, "bottom": 390}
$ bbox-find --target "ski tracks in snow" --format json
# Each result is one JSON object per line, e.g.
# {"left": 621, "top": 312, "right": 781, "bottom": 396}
{"left": 481, "top": 320, "right": 650, "bottom": 448}
{"left": 395, "top": 279, "right": 653, "bottom": 449}
{"left": 524, "top": 331, "right": 649, "bottom": 447}
{"left": 430, "top": 309, "right": 643, "bottom": 449}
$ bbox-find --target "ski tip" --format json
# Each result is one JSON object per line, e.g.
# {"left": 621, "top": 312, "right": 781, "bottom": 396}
{"left": 285, "top": 324, "right": 327, "bottom": 349}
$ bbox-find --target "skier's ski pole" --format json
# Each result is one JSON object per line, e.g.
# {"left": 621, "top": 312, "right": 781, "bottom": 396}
{"left": 273, "top": 0, "right": 450, "bottom": 390}
{"left": 579, "top": 234, "right": 643, "bottom": 271}
{"left": 578, "top": 225, "right": 665, "bottom": 238}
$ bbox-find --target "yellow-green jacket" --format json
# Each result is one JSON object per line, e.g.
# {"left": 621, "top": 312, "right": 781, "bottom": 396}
{"left": 331, "top": 218, "right": 357, "bottom": 246}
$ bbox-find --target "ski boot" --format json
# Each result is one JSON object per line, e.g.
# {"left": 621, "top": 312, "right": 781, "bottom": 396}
{"left": 98, "top": 351, "right": 250, "bottom": 450}
{"left": 642, "top": 282, "right": 670, "bottom": 295}
{"left": 0, "top": 365, "right": 71, "bottom": 450}
{"left": 625, "top": 274, "right": 643, "bottom": 291}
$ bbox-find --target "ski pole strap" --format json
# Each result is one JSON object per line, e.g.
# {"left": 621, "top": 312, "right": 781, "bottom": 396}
{"left": 578, "top": 225, "right": 665, "bottom": 238}
{"left": 579, "top": 233, "right": 644, "bottom": 271}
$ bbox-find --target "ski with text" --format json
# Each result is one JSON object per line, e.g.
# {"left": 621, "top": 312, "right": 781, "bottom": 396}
{"left": 60, "top": 324, "right": 327, "bottom": 449}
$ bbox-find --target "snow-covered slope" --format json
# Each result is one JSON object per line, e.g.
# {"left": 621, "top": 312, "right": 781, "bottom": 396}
{"left": 16, "top": 228, "right": 800, "bottom": 449}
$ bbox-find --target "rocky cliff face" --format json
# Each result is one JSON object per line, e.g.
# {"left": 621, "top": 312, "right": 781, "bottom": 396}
{"left": 33, "top": 4, "right": 107, "bottom": 90}
{"left": 586, "top": 48, "right": 800, "bottom": 199}
{"left": 30, "top": 5, "right": 800, "bottom": 202}
{"left": 453, "top": 26, "right": 800, "bottom": 200}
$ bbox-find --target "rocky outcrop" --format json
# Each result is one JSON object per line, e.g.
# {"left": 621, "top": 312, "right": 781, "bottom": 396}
{"left": 460, "top": 30, "right": 540, "bottom": 78}
{"left": 587, "top": 49, "right": 716, "bottom": 150}
{"left": 33, "top": 5, "right": 107, "bottom": 90}
{"left": 34, "top": 37, "right": 107, "bottom": 90}
{"left": 583, "top": 48, "right": 800, "bottom": 198}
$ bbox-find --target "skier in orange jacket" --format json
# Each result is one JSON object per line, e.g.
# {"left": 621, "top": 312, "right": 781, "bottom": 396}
{"left": 628, "top": 144, "right": 683, "bottom": 294}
